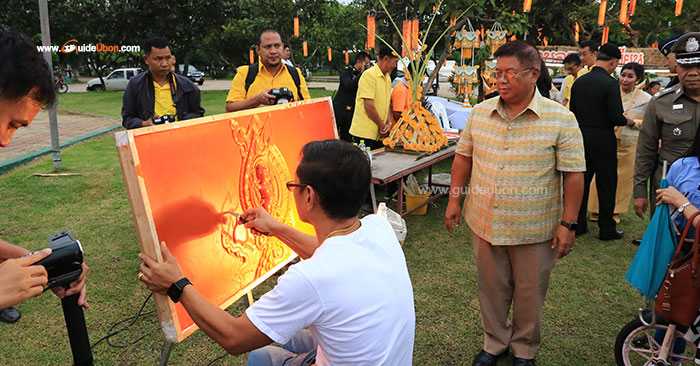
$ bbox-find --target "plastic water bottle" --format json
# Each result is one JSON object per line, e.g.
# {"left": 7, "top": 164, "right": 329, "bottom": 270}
{"left": 365, "top": 147, "right": 372, "bottom": 166}
{"left": 358, "top": 139, "right": 366, "bottom": 151}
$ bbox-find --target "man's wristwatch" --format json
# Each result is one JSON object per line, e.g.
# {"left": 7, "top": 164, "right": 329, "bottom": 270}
{"left": 560, "top": 220, "right": 578, "bottom": 231}
{"left": 167, "top": 277, "right": 192, "bottom": 303}
{"left": 678, "top": 201, "right": 692, "bottom": 213}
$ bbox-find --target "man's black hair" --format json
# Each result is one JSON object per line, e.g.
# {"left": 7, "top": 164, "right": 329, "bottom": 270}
{"left": 296, "top": 139, "right": 370, "bottom": 220}
{"left": 647, "top": 81, "right": 661, "bottom": 89}
{"left": 621, "top": 62, "right": 645, "bottom": 81}
{"left": 354, "top": 51, "right": 370, "bottom": 64}
{"left": 378, "top": 45, "right": 397, "bottom": 60}
{"left": 563, "top": 53, "right": 581, "bottom": 67}
{"left": 493, "top": 40, "right": 541, "bottom": 70}
{"left": 597, "top": 43, "right": 621, "bottom": 61}
{"left": 579, "top": 40, "right": 599, "bottom": 53}
{"left": 143, "top": 37, "right": 170, "bottom": 55}
{"left": 536, "top": 58, "right": 552, "bottom": 98}
{"left": 256, "top": 27, "right": 283, "bottom": 46}
{"left": 0, "top": 27, "right": 55, "bottom": 106}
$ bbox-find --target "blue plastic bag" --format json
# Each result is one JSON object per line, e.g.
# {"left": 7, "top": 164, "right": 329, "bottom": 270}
{"left": 625, "top": 179, "right": 678, "bottom": 299}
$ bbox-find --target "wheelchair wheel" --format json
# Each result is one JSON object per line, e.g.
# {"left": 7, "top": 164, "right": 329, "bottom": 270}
{"left": 614, "top": 315, "right": 696, "bottom": 365}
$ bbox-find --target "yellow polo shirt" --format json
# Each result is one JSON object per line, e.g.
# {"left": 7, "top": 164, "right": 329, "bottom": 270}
{"left": 562, "top": 75, "right": 575, "bottom": 101}
{"left": 350, "top": 65, "right": 391, "bottom": 141}
{"left": 226, "top": 63, "right": 310, "bottom": 104}
{"left": 154, "top": 80, "right": 177, "bottom": 120}
{"left": 576, "top": 65, "right": 591, "bottom": 79}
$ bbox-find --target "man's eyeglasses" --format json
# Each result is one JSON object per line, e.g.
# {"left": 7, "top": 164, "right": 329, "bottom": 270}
{"left": 495, "top": 68, "right": 534, "bottom": 80}
{"left": 286, "top": 181, "right": 310, "bottom": 191}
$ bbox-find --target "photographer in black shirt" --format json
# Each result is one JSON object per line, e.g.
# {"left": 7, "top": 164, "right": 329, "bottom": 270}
{"left": 333, "top": 51, "right": 370, "bottom": 142}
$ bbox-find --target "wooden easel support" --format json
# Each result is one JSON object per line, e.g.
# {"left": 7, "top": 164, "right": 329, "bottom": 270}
{"left": 160, "top": 341, "right": 175, "bottom": 366}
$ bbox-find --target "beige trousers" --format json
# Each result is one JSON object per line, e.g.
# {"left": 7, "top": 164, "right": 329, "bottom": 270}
{"left": 471, "top": 233, "right": 557, "bottom": 360}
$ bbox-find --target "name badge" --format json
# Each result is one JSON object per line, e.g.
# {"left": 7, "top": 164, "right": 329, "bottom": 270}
{"left": 673, "top": 104, "right": 683, "bottom": 110}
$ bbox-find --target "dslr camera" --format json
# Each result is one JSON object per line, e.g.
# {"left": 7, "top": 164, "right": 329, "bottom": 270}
{"left": 153, "top": 114, "right": 176, "bottom": 125}
{"left": 270, "top": 87, "right": 294, "bottom": 104}
{"left": 32, "top": 231, "right": 84, "bottom": 289}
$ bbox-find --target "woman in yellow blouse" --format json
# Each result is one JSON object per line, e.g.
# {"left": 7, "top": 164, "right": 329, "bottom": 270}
{"left": 589, "top": 62, "right": 651, "bottom": 222}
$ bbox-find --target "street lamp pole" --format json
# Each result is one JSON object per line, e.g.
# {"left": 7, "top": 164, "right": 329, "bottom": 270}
{"left": 38, "top": 0, "right": 62, "bottom": 171}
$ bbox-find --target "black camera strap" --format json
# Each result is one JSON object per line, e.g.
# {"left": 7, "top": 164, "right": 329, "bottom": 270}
{"left": 146, "top": 71, "right": 179, "bottom": 112}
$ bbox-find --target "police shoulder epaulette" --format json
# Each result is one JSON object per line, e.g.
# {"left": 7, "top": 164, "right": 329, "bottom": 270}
{"left": 655, "top": 84, "right": 680, "bottom": 98}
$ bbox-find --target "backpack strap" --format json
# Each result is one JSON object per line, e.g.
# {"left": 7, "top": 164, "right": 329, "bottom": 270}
{"left": 244, "top": 63, "right": 259, "bottom": 96}
{"left": 285, "top": 64, "right": 303, "bottom": 101}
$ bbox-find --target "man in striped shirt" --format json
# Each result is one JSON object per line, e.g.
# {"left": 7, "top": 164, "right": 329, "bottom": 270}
{"left": 445, "top": 41, "right": 585, "bottom": 366}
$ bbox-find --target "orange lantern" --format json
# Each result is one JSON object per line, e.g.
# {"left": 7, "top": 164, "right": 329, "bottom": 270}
{"left": 602, "top": 26, "right": 609, "bottom": 44}
{"left": 574, "top": 22, "right": 580, "bottom": 42}
{"left": 629, "top": 0, "right": 637, "bottom": 15}
{"left": 675, "top": 0, "right": 683, "bottom": 16}
{"left": 328, "top": 47, "right": 332, "bottom": 62}
{"left": 303, "top": 41, "right": 308, "bottom": 57}
{"left": 402, "top": 20, "right": 411, "bottom": 57}
{"left": 367, "top": 16, "right": 376, "bottom": 49}
{"left": 344, "top": 51, "right": 349, "bottom": 64}
{"left": 412, "top": 19, "right": 419, "bottom": 52}
{"left": 598, "top": 0, "right": 607, "bottom": 25}
{"left": 652, "top": 41, "right": 659, "bottom": 48}
{"left": 523, "top": 0, "right": 532, "bottom": 12}
{"left": 620, "top": 0, "right": 628, "bottom": 24}
{"left": 249, "top": 49, "right": 254, "bottom": 64}
{"left": 293, "top": 17, "right": 300, "bottom": 37}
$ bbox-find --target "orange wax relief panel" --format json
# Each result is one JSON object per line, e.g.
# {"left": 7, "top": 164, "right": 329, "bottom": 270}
{"left": 115, "top": 98, "right": 338, "bottom": 342}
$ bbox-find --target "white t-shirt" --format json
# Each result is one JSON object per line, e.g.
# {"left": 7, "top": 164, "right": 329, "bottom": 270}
{"left": 246, "top": 215, "right": 415, "bottom": 365}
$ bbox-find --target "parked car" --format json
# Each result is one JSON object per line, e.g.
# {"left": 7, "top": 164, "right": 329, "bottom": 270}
{"left": 178, "top": 65, "right": 205, "bottom": 85}
{"left": 87, "top": 68, "right": 140, "bottom": 91}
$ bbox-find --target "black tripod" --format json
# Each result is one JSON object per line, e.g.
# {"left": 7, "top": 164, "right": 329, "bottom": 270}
{"left": 61, "top": 293, "right": 93, "bottom": 366}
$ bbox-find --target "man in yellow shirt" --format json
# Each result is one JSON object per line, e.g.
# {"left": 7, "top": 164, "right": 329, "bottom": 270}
{"left": 575, "top": 40, "right": 598, "bottom": 79}
{"left": 122, "top": 37, "right": 204, "bottom": 129}
{"left": 349, "top": 46, "right": 398, "bottom": 149}
{"left": 560, "top": 53, "right": 582, "bottom": 106}
{"left": 225, "top": 28, "right": 310, "bottom": 112}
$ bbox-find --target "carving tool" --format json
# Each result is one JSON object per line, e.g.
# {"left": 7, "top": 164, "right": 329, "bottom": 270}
{"left": 226, "top": 211, "right": 269, "bottom": 236}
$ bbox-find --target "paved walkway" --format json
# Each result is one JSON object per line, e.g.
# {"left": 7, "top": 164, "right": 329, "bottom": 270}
{"left": 0, "top": 110, "right": 120, "bottom": 170}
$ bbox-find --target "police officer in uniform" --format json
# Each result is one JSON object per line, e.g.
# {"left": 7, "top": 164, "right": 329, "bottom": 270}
{"left": 634, "top": 33, "right": 700, "bottom": 229}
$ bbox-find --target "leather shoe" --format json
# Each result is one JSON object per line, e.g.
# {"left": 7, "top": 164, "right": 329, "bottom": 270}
{"left": 632, "top": 238, "right": 642, "bottom": 246}
{"left": 600, "top": 230, "right": 624, "bottom": 241}
{"left": 473, "top": 349, "right": 508, "bottom": 366}
{"left": 0, "top": 307, "right": 21, "bottom": 324}
{"left": 513, "top": 358, "right": 536, "bottom": 366}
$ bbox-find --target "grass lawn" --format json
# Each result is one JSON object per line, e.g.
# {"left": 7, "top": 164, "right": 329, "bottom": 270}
{"left": 0, "top": 94, "right": 650, "bottom": 365}
{"left": 55, "top": 88, "right": 336, "bottom": 119}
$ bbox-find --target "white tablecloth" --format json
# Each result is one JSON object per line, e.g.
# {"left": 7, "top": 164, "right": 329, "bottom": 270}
{"left": 426, "top": 96, "right": 472, "bottom": 130}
